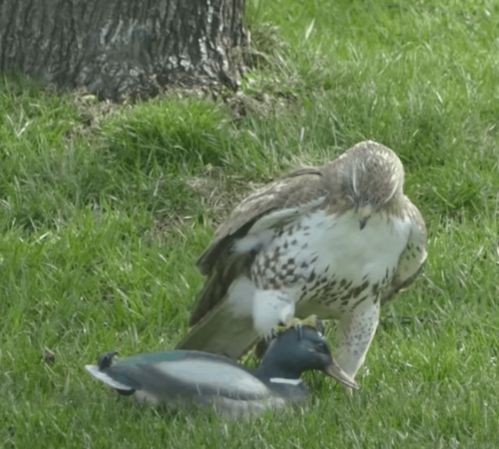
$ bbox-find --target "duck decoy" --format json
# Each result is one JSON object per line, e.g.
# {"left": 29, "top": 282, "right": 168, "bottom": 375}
{"left": 85, "top": 326, "right": 358, "bottom": 418}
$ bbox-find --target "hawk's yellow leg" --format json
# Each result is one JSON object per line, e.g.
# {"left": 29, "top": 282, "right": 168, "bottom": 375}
{"left": 272, "top": 314, "right": 320, "bottom": 335}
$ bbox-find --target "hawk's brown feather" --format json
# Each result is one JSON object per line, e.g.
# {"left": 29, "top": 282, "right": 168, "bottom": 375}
{"left": 381, "top": 199, "right": 427, "bottom": 304}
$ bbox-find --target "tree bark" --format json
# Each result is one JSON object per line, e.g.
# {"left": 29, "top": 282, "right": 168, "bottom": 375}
{"left": 0, "top": 0, "right": 247, "bottom": 100}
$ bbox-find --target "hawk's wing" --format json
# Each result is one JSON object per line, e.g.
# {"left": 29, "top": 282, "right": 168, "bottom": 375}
{"left": 197, "top": 167, "right": 327, "bottom": 275}
{"left": 189, "top": 166, "right": 329, "bottom": 326}
{"left": 381, "top": 198, "right": 427, "bottom": 304}
{"left": 176, "top": 167, "right": 331, "bottom": 358}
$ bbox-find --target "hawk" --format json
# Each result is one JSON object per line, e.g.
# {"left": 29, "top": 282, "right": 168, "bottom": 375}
{"left": 177, "top": 140, "right": 427, "bottom": 383}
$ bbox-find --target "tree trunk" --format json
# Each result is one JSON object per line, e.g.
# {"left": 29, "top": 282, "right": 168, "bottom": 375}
{"left": 0, "top": 0, "right": 247, "bottom": 101}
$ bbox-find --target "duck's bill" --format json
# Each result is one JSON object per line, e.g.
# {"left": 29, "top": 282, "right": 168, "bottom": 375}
{"left": 325, "top": 360, "right": 359, "bottom": 390}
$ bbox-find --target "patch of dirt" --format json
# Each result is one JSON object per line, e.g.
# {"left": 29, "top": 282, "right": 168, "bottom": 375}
{"left": 184, "top": 165, "right": 263, "bottom": 227}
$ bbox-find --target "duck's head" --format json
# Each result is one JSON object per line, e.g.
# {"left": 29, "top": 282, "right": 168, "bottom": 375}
{"left": 257, "top": 326, "right": 359, "bottom": 390}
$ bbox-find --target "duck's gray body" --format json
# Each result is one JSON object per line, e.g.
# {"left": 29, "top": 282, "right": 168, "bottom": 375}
{"left": 86, "top": 351, "right": 306, "bottom": 417}
{"left": 85, "top": 327, "right": 356, "bottom": 418}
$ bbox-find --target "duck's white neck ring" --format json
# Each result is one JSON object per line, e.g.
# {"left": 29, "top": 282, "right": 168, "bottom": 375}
{"left": 269, "top": 377, "right": 303, "bottom": 386}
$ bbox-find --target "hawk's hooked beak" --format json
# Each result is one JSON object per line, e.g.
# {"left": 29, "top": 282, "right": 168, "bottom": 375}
{"left": 324, "top": 359, "right": 359, "bottom": 390}
{"left": 355, "top": 204, "right": 373, "bottom": 230}
{"left": 359, "top": 216, "right": 370, "bottom": 230}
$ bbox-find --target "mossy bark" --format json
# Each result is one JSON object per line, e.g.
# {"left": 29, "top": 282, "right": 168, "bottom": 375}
{"left": 0, "top": 0, "right": 247, "bottom": 100}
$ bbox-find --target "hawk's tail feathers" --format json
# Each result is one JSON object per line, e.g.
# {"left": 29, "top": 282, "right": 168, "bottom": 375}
{"left": 176, "top": 301, "right": 258, "bottom": 359}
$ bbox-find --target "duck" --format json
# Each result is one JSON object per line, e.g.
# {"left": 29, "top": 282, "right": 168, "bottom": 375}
{"left": 85, "top": 325, "right": 358, "bottom": 418}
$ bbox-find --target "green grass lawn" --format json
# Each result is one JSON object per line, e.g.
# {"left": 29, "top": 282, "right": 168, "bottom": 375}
{"left": 1, "top": 0, "right": 498, "bottom": 447}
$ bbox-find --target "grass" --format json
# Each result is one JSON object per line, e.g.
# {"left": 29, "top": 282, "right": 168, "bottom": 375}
{"left": 1, "top": 0, "right": 498, "bottom": 447}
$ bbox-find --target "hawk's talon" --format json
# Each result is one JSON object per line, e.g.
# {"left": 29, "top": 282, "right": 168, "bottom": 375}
{"left": 271, "top": 315, "right": 320, "bottom": 337}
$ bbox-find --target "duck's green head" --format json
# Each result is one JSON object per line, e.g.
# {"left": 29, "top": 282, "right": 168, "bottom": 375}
{"left": 258, "top": 326, "right": 359, "bottom": 390}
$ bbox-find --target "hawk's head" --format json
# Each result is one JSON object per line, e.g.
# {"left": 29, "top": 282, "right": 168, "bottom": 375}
{"left": 335, "top": 141, "right": 405, "bottom": 227}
